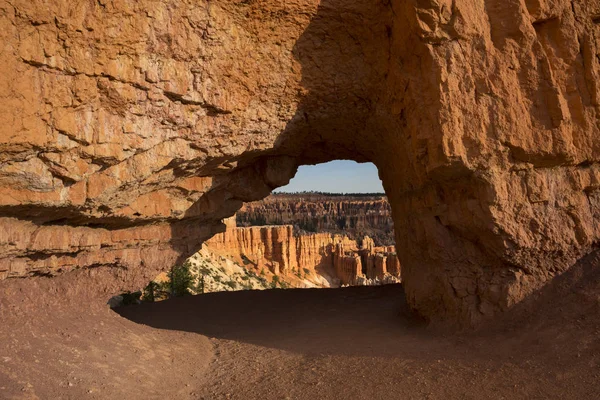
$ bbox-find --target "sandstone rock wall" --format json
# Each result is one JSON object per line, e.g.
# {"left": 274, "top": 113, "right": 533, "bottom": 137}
{"left": 205, "top": 217, "right": 400, "bottom": 286}
{"left": 1, "top": 0, "right": 599, "bottom": 326}
{"left": 387, "top": 0, "right": 600, "bottom": 325}
{"left": 0, "top": 216, "right": 217, "bottom": 285}
{"left": 206, "top": 217, "right": 299, "bottom": 275}
{"left": 0, "top": 0, "right": 306, "bottom": 289}
{"left": 294, "top": 232, "right": 337, "bottom": 276}
{"left": 333, "top": 246, "right": 362, "bottom": 286}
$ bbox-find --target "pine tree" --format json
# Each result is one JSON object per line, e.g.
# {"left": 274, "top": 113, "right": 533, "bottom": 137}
{"left": 142, "top": 281, "right": 158, "bottom": 302}
{"left": 167, "top": 261, "right": 194, "bottom": 297}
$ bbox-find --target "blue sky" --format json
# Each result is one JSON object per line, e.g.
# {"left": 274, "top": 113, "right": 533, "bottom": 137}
{"left": 275, "top": 160, "right": 384, "bottom": 193}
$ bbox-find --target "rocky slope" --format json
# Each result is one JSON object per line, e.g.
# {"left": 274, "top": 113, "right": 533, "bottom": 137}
{"left": 237, "top": 193, "right": 395, "bottom": 246}
{"left": 1, "top": 0, "right": 600, "bottom": 326}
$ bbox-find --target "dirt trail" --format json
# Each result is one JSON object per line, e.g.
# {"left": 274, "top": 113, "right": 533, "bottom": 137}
{"left": 1, "top": 251, "right": 600, "bottom": 399}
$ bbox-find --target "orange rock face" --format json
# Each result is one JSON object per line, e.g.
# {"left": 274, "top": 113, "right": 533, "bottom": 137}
{"left": 206, "top": 219, "right": 299, "bottom": 275}
{"left": 1, "top": 0, "right": 600, "bottom": 326}
{"left": 205, "top": 217, "right": 400, "bottom": 286}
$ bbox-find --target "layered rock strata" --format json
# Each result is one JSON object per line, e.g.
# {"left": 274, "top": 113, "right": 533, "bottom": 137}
{"left": 204, "top": 217, "right": 401, "bottom": 286}
{"left": 237, "top": 193, "right": 395, "bottom": 245}
{"left": 1, "top": 0, "right": 599, "bottom": 326}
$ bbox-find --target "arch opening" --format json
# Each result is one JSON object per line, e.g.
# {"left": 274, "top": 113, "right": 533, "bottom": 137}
{"left": 111, "top": 160, "right": 404, "bottom": 305}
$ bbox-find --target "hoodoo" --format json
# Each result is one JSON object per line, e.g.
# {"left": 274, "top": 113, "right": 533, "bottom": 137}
{"left": 202, "top": 215, "right": 401, "bottom": 287}
{"left": 1, "top": 0, "right": 599, "bottom": 326}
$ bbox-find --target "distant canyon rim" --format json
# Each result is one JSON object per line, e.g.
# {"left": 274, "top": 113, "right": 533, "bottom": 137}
{"left": 0, "top": 0, "right": 599, "bottom": 328}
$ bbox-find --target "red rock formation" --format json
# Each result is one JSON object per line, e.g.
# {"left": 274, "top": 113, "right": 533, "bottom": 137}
{"left": 295, "top": 232, "right": 336, "bottom": 276}
{"left": 333, "top": 245, "right": 363, "bottom": 285}
{"left": 373, "top": 255, "right": 387, "bottom": 280}
{"left": 206, "top": 218, "right": 298, "bottom": 275}
{"left": 205, "top": 218, "right": 400, "bottom": 286}
{"left": 0, "top": 216, "right": 218, "bottom": 289}
{"left": 387, "top": 254, "right": 401, "bottom": 277}
{"left": 1, "top": 0, "right": 600, "bottom": 326}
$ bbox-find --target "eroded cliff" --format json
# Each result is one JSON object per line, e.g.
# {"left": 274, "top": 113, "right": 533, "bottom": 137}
{"left": 203, "top": 216, "right": 401, "bottom": 287}
{"left": 237, "top": 193, "right": 395, "bottom": 246}
{"left": 1, "top": 0, "right": 600, "bottom": 326}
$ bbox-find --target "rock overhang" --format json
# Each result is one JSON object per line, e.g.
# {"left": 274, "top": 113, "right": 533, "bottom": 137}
{"left": 0, "top": 0, "right": 599, "bottom": 327}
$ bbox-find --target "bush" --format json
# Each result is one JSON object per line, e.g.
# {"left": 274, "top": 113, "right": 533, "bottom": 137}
{"left": 196, "top": 275, "right": 206, "bottom": 294}
{"left": 225, "top": 281, "right": 237, "bottom": 290}
{"left": 167, "top": 261, "right": 194, "bottom": 297}
{"left": 270, "top": 275, "right": 280, "bottom": 289}
{"left": 141, "top": 282, "right": 159, "bottom": 302}
{"left": 199, "top": 266, "right": 211, "bottom": 275}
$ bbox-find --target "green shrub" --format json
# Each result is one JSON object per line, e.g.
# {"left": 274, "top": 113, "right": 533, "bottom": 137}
{"left": 141, "top": 282, "right": 159, "bottom": 302}
{"left": 226, "top": 281, "right": 237, "bottom": 290}
{"left": 279, "top": 280, "right": 290, "bottom": 289}
{"left": 270, "top": 275, "right": 280, "bottom": 289}
{"left": 199, "top": 266, "right": 211, "bottom": 275}
{"left": 196, "top": 275, "right": 206, "bottom": 294}
{"left": 167, "top": 261, "right": 194, "bottom": 297}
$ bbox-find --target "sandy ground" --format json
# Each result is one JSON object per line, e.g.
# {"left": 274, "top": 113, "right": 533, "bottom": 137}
{"left": 1, "top": 251, "right": 600, "bottom": 399}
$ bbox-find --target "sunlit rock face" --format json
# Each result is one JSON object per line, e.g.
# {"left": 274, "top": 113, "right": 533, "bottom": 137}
{"left": 203, "top": 216, "right": 401, "bottom": 287}
{"left": 1, "top": 0, "right": 599, "bottom": 326}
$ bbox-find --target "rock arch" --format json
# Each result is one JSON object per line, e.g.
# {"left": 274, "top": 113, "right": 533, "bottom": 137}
{"left": 0, "top": 0, "right": 599, "bottom": 327}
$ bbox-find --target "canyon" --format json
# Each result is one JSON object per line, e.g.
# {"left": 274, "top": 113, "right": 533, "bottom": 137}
{"left": 110, "top": 193, "right": 401, "bottom": 304}
{"left": 199, "top": 213, "right": 401, "bottom": 289}
{"left": 237, "top": 193, "right": 395, "bottom": 246}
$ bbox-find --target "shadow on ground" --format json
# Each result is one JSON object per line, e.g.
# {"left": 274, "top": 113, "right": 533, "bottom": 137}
{"left": 115, "top": 249, "right": 600, "bottom": 362}
{"left": 114, "top": 284, "right": 447, "bottom": 358}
